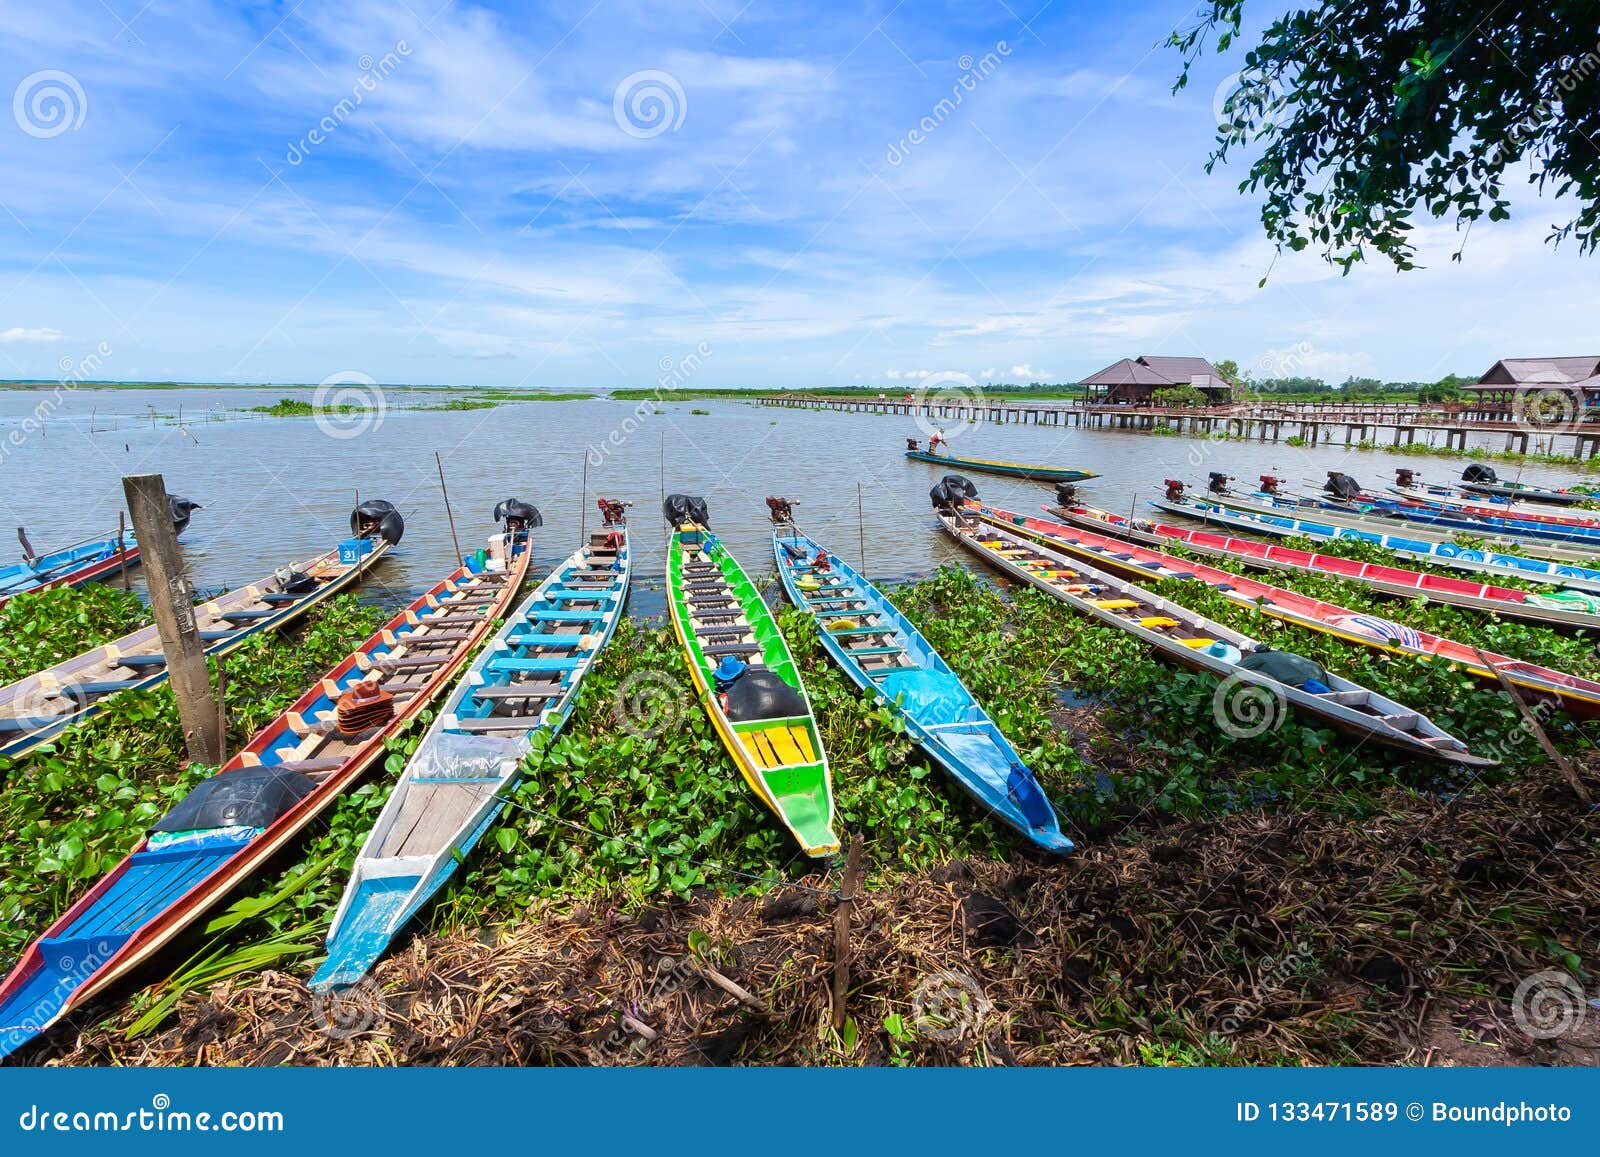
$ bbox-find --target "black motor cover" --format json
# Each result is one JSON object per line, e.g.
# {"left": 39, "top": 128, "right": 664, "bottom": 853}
{"left": 930, "top": 474, "right": 978, "bottom": 510}
{"left": 1461, "top": 463, "right": 1498, "bottom": 485}
{"left": 274, "top": 566, "right": 316, "bottom": 594}
{"left": 1055, "top": 482, "right": 1080, "bottom": 506}
{"left": 493, "top": 498, "right": 543, "bottom": 528}
{"left": 351, "top": 499, "right": 405, "bottom": 544}
{"left": 152, "top": 768, "right": 317, "bottom": 833}
{"left": 168, "top": 495, "right": 201, "bottom": 534}
{"left": 723, "top": 668, "right": 808, "bottom": 723}
{"left": 663, "top": 494, "right": 711, "bottom": 528}
{"left": 1324, "top": 472, "right": 1361, "bottom": 500}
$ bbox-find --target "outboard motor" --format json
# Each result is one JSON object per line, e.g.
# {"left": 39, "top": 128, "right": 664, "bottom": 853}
{"left": 1462, "top": 463, "right": 1498, "bottom": 485}
{"left": 351, "top": 499, "right": 405, "bottom": 544}
{"left": 1394, "top": 468, "right": 1419, "bottom": 488}
{"left": 1258, "top": 474, "right": 1282, "bottom": 495}
{"left": 168, "top": 495, "right": 201, "bottom": 534}
{"left": 597, "top": 498, "right": 629, "bottom": 527}
{"left": 1207, "top": 472, "right": 1232, "bottom": 495}
{"left": 930, "top": 474, "right": 978, "bottom": 511}
{"left": 273, "top": 565, "right": 316, "bottom": 594}
{"left": 1323, "top": 472, "right": 1362, "bottom": 501}
{"left": 766, "top": 496, "right": 796, "bottom": 525}
{"left": 906, "top": 437, "right": 921, "bottom": 451}
{"left": 663, "top": 494, "right": 710, "bottom": 529}
{"left": 492, "top": 498, "right": 543, "bottom": 535}
{"left": 1054, "top": 482, "right": 1080, "bottom": 507}
{"left": 1164, "top": 479, "right": 1185, "bottom": 501}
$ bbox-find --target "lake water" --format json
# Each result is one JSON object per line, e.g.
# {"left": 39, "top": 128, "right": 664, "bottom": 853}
{"left": 0, "top": 385, "right": 1583, "bottom": 618}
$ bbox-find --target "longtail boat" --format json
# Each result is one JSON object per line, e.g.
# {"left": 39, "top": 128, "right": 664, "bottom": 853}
{"left": 0, "top": 497, "right": 199, "bottom": 609}
{"left": 934, "top": 492, "right": 1493, "bottom": 763}
{"left": 1047, "top": 502, "right": 1600, "bottom": 630}
{"left": 1455, "top": 464, "right": 1594, "bottom": 507}
{"left": 665, "top": 494, "right": 838, "bottom": 857}
{"left": 1151, "top": 492, "right": 1600, "bottom": 594}
{"left": 970, "top": 499, "right": 1600, "bottom": 719}
{"left": 1319, "top": 494, "right": 1600, "bottom": 550}
{"left": 1190, "top": 489, "right": 1600, "bottom": 565}
{"left": 0, "top": 506, "right": 537, "bottom": 1060}
{"left": 313, "top": 502, "right": 631, "bottom": 991}
{"left": 0, "top": 501, "right": 406, "bottom": 762}
{"left": 905, "top": 442, "right": 1096, "bottom": 483}
{"left": 1384, "top": 490, "right": 1600, "bottom": 530}
{"left": 1388, "top": 472, "right": 1600, "bottom": 521}
{"left": 768, "top": 498, "right": 1071, "bottom": 853}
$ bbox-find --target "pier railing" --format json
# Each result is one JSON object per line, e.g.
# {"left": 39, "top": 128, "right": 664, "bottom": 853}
{"left": 755, "top": 394, "right": 1600, "bottom": 459}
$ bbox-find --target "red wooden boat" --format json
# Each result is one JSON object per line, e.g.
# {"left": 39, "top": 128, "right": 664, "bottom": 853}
{"left": 0, "top": 507, "right": 538, "bottom": 1060}
{"left": 967, "top": 500, "right": 1600, "bottom": 719}
{"left": 1047, "top": 502, "right": 1600, "bottom": 630}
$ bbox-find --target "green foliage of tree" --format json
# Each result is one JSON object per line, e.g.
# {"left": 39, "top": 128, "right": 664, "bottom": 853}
{"left": 1172, "top": 2, "right": 1600, "bottom": 274}
{"left": 1151, "top": 385, "right": 1210, "bottom": 407}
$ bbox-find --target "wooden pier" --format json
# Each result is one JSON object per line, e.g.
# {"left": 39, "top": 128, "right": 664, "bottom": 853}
{"left": 757, "top": 394, "right": 1600, "bottom": 459}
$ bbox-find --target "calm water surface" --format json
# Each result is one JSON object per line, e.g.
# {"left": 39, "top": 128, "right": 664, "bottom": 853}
{"left": 0, "top": 386, "right": 1583, "bottom": 619}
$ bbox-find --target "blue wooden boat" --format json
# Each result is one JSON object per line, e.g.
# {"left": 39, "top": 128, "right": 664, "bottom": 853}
{"left": 1314, "top": 494, "right": 1600, "bottom": 549}
{"left": 905, "top": 448, "right": 1096, "bottom": 483}
{"left": 769, "top": 507, "right": 1071, "bottom": 853}
{"left": 312, "top": 515, "right": 632, "bottom": 991}
{"left": 0, "top": 497, "right": 199, "bottom": 609}
{"left": 0, "top": 509, "right": 535, "bottom": 1060}
{"left": 1152, "top": 494, "right": 1600, "bottom": 595}
{"left": 0, "top": 501, "right": 406, "bottom": 762}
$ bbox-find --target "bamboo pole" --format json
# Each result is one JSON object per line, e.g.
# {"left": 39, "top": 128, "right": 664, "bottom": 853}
{"left": 123, "top": 473, "right": 222, "bottom": 765}
{"left": 435, "top": 452, "right": 463, "bottom": 565}
{"left": 857, "top": 483, "right": 865, "bottom": 573}
{"left": 117, "top": 512, "right": 130, "bottom": 591}
{"left": 580, "top": 451, "right": 588, "bottom": 540}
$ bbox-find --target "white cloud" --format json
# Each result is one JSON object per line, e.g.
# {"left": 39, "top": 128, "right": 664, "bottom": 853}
{"left": 1009, "top": 363, "right": 1038, "bottom": 378}
{"left": 0, "top": 327, "right": 63, "bottom": 343}
{"left": 980, "top": 367, "right": 995, "bottom": 379}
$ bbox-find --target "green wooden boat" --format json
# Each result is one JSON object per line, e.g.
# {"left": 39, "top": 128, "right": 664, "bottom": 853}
{"left": 904, "top": 448, "right": 1096, "bottom": 482}
{"left": 664, "top": 496, "right": 838, "bottom": 856}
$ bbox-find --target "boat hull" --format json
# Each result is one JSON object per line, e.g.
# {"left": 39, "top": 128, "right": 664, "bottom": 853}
{"left": 0, "top": 532, "right": 532, "bottom": 1059}
{"left": 978, "top": 501, "right": 1600, "bottom": 720}
{"left": 772, "top": 526, "right": 1071, "bottom": 852}
{"left": 905, "top": 450, "right": 1096, "bottom": 482}
{"left": 313, "top": 529, "right": 630, "bottom": 991}
{"left": 667, "top": 527, "right": 837, "bottom": 857}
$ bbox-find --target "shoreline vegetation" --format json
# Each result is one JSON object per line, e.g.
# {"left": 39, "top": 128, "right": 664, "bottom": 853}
{"left": 0, "top": 533, "right": 1594, "bottom": 1066}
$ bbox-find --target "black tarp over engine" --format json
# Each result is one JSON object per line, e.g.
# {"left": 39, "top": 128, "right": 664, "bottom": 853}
{"left": 493, "top": 499, "right": 543, "bottom": 529}
{"left": 151, "top": 768, "right": 317, "bottom": 833}
{"left": 1462, "top": 463, "right": 1499, "bottom": 485}
{"left": 930, "top": 475, "right": 977, "bottom": 510}
{"left": 663, "top": 494, "right": 710, "bottom": 528}
{"left": 722, "top": 669, "right": 808, "bottom": 723}
{"left": 168, "top": 495, "right": 201, "bottom": 534}
{"left": 350, "top": 499, "right": 405, "bottom": 544}
{"left": 1324, "top": 472, "right": 1362, "bottom": 500}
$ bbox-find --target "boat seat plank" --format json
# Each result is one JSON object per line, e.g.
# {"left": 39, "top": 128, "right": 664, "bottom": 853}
{"left": 703, "top": 643, "right": 762, "bottom": 656}
{"left": 452, "top": 716, "right": 539, "bottom": 733}
{"left": 470, "top": 684, "right": 565, "bottom": 701}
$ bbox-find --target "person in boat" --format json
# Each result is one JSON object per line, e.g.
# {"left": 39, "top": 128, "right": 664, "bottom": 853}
{"left": 929, "top": 428, "right": 948, "bottom": 454}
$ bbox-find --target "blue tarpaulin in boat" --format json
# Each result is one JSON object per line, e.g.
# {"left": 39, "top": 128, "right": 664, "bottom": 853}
{"left": 878, "top": 669, "right": 971, "bottom": 727}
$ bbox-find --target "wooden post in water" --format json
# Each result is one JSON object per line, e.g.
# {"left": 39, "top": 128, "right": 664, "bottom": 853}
{"left": 123, "top": 473, "right": 223, "bottom": 765}
{"left": 580, "top": 451, "right": 588, "bottom": 540}
{"left": 434, "top": 452, "right": 462, "bottom": 565}
{"left": 856, "top": 483, "right": 866, "bottom": 573}
{"left": 117, "top": 512, "right": 130, "bottom": 591}
{"left": 831, "top": 833, "right": 865, "bottom": 1034}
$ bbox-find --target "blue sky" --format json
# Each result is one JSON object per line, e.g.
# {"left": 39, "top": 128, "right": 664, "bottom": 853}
{"left": 0, "top": 0, "right": 1596, "bottom": 388}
